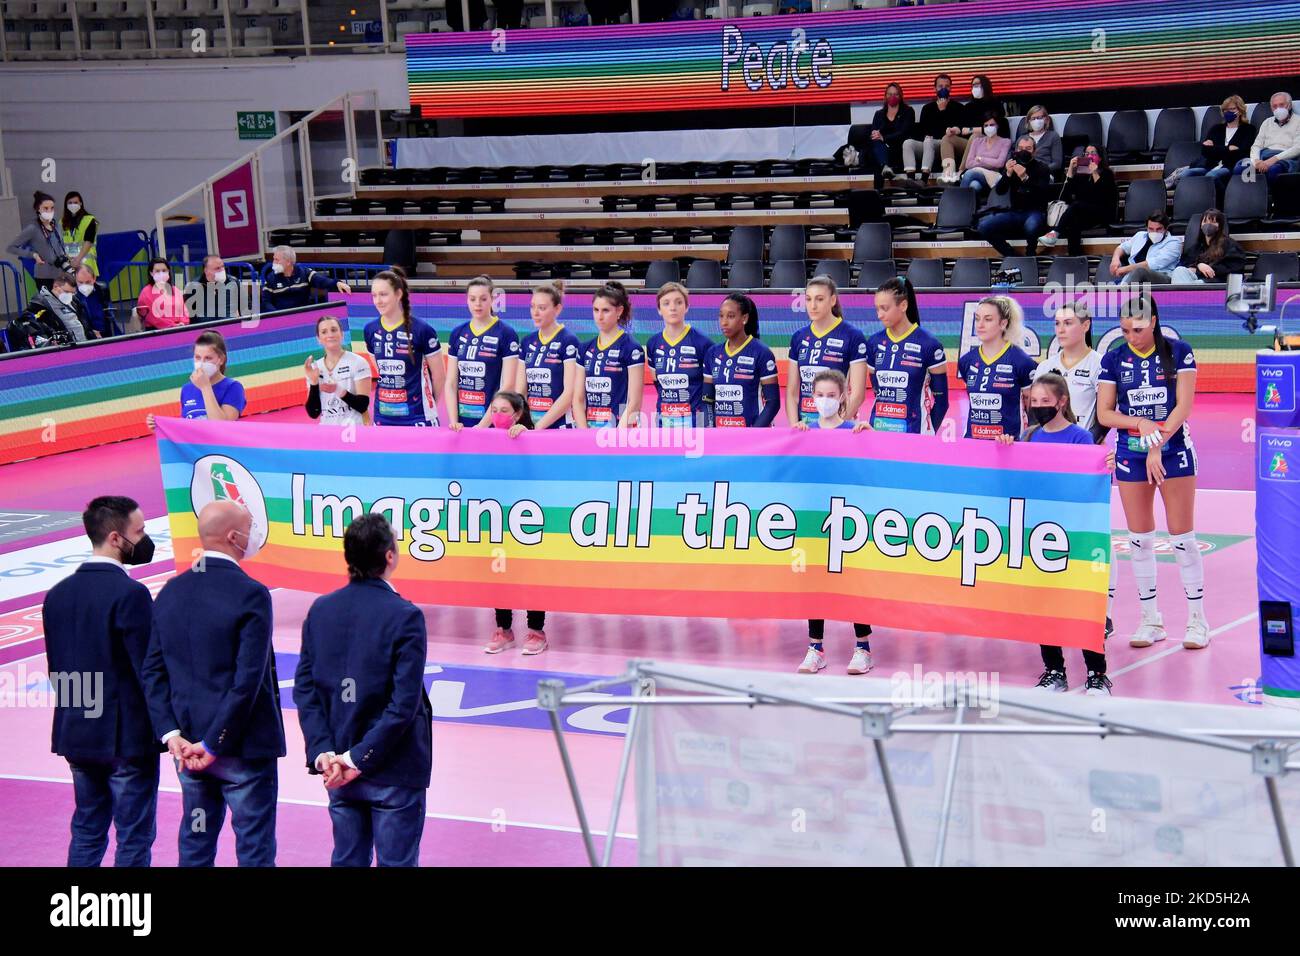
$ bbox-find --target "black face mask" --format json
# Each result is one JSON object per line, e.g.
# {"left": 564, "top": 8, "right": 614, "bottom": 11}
{"left": 936, "top": 87, "right": 950, "bottom": 100}
{"left": 121, "top": 532, "right": 156, "bottom": 566}
{"left": 1028, "top": 406, "right": 1058, "bottom": 427}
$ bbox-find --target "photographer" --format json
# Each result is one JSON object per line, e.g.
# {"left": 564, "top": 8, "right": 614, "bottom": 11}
{"left": 7, "top": 274, "right": 92, "bottom": 351}
{"left": 7, "top": 191, "right": 74, "bottom": 291}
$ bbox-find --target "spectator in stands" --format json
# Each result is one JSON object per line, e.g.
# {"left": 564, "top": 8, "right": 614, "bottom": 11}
{"left": 1168, "top": 94, "right": 1255, "bottom": 192}
{"left": 1040, "top": 145, "right": 1118, "bottom": 254}
{"left": 1109, "top": 212, "right": 1183, "bottom": 285}
{"left": 977, "top": 135, "right": 1053, "bottom": 256}
{"left": 955, "top": 113, "right": 1010, "bottom": 196}
{"left": 135, "top": 258, "right": 189, "bottom": 330}
{"left": 61, "top": 191, "right": 99, "bottom": 276}
{"left": 7, "top": 191, "right": 72, "bottom": 291}
{"left": 20, "top": 274, "right": 93, "bottom": 345}
{"left": 866, "top": 82, "right": 914, "bottom": 181}
{"left": 939, "top": 75, "right": 1008, "bottom": 181}
{"left": 1022, "top": 105, "right": 1063, "bottom": 173}
{"left": 904, "top": 73, "right": 965, "bottom": 180}
{"left": 260, "top": 246, "right": 351, "bottom": 314}
{"left": 1234, "top": 91, "right": 1300, "bottom": 183}
{"left": 189, "top": 255, "right": 244, "bottom": 322}
{"left": 73, "top": 264, "right": 120, "bottom": 338}
{"left": 446, "top": 0, "right": 486, "bottom": 29}
{"left": 1169, "top": 209, "right": 1245, "bottom": 284}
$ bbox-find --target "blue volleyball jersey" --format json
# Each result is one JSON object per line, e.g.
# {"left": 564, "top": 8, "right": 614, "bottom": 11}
{"left": 957, "top": 343, "right": 1037, "bottom": 440}
{"left": 788, "top": 320, "right": 869, "bottom": 423}
{"left": 520, "top": 325, "right": 581, "bottom": 428}
{"left": 646, "top": 325, "right": 714, "bottom": 425}
{"left": 865, "top": 324, "right": 948, "bottom": 434}
{"left": 447, "top": 316, "right": 520, "bottom": 425}
{"left": 581, "top": 330, "right": 645, "bottom": 427}
{"left": 363, "top": 316, "right": 441, "bottom": 426}
{"left": 706, "top": 336, "right": 779, "bottom": 427}
{"left": 1098, "top": 337, "right": 1197, "bottom": 457}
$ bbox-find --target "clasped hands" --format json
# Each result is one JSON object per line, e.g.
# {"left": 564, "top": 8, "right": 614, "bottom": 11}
{"left": 314, "top": 751, "right": 361, "bottom": 790}
{"left": 166, "top": 736, "right": 216, "bottom": 772}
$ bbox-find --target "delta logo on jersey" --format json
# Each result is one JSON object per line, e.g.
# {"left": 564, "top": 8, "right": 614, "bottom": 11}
{"left": 189, "top": 455, "right": 269, "bottom": 555}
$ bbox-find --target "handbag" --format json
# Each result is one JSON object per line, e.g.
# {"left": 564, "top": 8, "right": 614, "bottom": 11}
{"left": 1045, "top": 179, "right": 1070, "bottom": 228}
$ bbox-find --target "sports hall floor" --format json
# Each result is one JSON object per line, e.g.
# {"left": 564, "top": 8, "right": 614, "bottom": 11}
{"left": 0, "top": 393, "right": 1260, "bottom": 866}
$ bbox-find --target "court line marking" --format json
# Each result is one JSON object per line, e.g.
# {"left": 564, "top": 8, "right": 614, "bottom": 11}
{"left": 0, "top": 773, "right": 637, "bottom": 840}
{"left": 1068, "top": 611, "right": 1260, "bottom": 692}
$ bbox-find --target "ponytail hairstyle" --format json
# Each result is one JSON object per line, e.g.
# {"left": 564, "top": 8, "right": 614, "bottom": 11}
{"left": 1059, "top": 297, "right": 1093, "bottom": 348}
{"left": 811, "top": 368, "right": 849, "bottom": 418}
{"left": 1025, "top": 372, "right": 1077, "bottom": 439}
{"left": 533, "top": 278, "right": 565, "bottom": 308}
{"left": 1122, "top": 291, "right": 1174, "bottom": 382}
{"left": 806, "top": 274, "right": 843, "bottom": 319}
{"left": 492, "top": 390, "right": 534, "bottom": 430}
{"left": 976, "top": 294, "right": 1025, "bottom": 347}
{"left": 878, "top": 276, "right": 921, "bottom": 326}
{"left": 723, "top": 292, "right": 761, "bottom": 338}
{"left": 374, "top": 266, "right": 413, "bottom": 335}
{"left": 594, "top": 280, "right": 632, "bottom": 328}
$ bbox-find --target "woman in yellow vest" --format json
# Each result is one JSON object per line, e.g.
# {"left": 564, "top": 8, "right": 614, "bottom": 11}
{"left": 60, "top": 191, "right": 98, "bottom": 276}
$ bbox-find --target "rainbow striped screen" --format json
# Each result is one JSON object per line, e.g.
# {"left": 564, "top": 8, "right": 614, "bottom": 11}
{"left": 406, "top": 0, "right": 1300, "bottom": 118}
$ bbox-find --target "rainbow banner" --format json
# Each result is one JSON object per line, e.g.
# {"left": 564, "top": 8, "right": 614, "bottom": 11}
{"left": 156, "top": 418, "right": 1111, "bottom": 650}
{"left": 406, "top": 0, "right": 1300, "bottom": 118}
{"left": 0, "top": 304, "right": 346, "bottom": 465}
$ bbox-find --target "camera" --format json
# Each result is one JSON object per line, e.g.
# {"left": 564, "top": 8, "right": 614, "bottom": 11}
{"left": 991, "top": 267, "right": 1023, "bottom": 287}
{"left": 52, "top": 254, "right": 76, "bottom": 275}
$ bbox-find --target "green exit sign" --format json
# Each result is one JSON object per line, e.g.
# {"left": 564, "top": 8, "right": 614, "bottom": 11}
{"left": 237, "top": 111, "right": 277, "bottom": 140}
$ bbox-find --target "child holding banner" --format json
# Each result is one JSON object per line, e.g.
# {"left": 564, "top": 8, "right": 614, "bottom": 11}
{"left": 864, "top": 277, "right": 950, "bottom": 434}
{"left": 574, "top": 282, "right": 644, "bottom": 429}
{"left": 786, "top": 275, "right": 869, "bottom": 427}
{"left": 704, "top": 293, "right": 780, "bottom": 428}
{"left": 364, "top": 268, "right": 445, "bottom": 428}
{"left": 1098, "top": 292, "right": 1208, "bottom": 651}
{"left": 957, "top": 295, "right": 1036, "bottom": 440}
{"left": 795, "top": 370, "right": 875, "bottom": 675}
{"left": 646, "top": 282, "right": 715, "bottom": 427}
{"left": 514, "top": 281, "right": 580, "bottom": 429}
{"left": 446, "top": 276, "right": 521, "bottom": 429}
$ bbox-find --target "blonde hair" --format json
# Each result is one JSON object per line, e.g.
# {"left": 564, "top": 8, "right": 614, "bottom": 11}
{"left": 1222, "top": 94, "right": 1248, "bottom": 119}
{"left": 811, "top": 368, "right": 849, "bottom": 418}
{"left": 977, "top": 294, "right": 1025, "bottom": 346}
{"left": 655, "top": 281, "right": 690, "bottom": 308}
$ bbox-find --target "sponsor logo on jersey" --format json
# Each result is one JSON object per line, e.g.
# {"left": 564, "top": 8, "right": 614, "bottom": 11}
{"left": 458, "top": 359, "right": 487, "bottom": 378}
{"left": 737, "top": 355, "right": 755, "bottom": 365}
{"left": 827, "top": 338, "right": 843, "bottom": 348}
{"left": 969, "top": 393, "right": 1002, "bottom": 410}
{"left": 587, "top": 376, "right": 612, "bottom": 394}
{"left": 898, "top": 342, "right": 919, "bottom": 354}
{"left": 526, "top": 367, "right": 551, "bottom": 385}
{"left": 482, "top": 335, "right": 499, "bottom": 346}
{"left": 657, "top": 373, "right": 689, "bottom": 390}
{"left": 800, "top": 365, "right": 826, "bottom": 383}
{"left": 1127, "top": 386, "right": 1168, "bottom": 406}
{"left": 377, "top": 359, "right": 406, "bottom": 378}
{"left": 715, "top": 384, "right": 744, "bottom": 402}
{"left": 874, "top": 370, "right": 910, "bottom": 389}
{"left": 680, "top": 346, "right": 696, "bottom": 355}
{"left": 996, "top": 364, "right": 1013, "bottom": 373}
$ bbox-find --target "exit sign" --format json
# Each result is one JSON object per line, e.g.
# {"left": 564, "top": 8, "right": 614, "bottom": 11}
{"left": 237, "top": 111, "right": 277, "bottom": 140}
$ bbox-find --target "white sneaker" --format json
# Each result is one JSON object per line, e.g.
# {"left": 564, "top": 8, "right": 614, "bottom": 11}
{"left": 797, "top": 646, "right": 826, "bottom": 674}
{"left": 1038, "top": 230, "right": 1059, "bottom": 247}
{"left": 847, "top": 647, "right": 873, "bottom": 675}
{"left": 1129, "top": 614, "right": 1167, "bottom": 648}
{"left": 1183, "top": 614, "right": 1211, "bottom": 649}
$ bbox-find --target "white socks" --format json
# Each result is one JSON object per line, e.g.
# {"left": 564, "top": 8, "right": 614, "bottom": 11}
{"left": 1169, "top": 531, "right": 1206, "bottom": 620}
{"left": 1129, "top": 532, "right": 1160, "bottom": 621}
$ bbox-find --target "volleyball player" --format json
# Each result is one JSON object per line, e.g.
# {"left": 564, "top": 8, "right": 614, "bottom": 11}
{"left": 513, "top": 281, "right": 581, "bottom": 429}
{"left": 363, "top": 268, "right": 444, "bottom": 428}
{"left": 304, "top": 315, "right": 372, "bottom": 427}
{"left": 645, "top": 282, "right": 714, "bottom": 427}
{"left": 864, "top": 277, "right": 949, "bottom": 434}
{"left": 1035, "top": 299, "right": 1105, "bottom": 440}
{"left": 1097, "top": 292, "right": 1208, "bottom": 650}
{"left": 795, "top": 369, "right": 874, "bottom": 675}
{"left": 786, "top": 275, "right": 869, "bottom": 426}
{"left": 957, "top": 295, "right": 1036, "bottom": 440}
{"left": 704, "top": 293, "right": 780, "bottom": 427}
{"left": 574, "top": 282, "right": 644, "bottom": 429}
{"left": 445, "top": 275, "right": 521, "bottom": 429}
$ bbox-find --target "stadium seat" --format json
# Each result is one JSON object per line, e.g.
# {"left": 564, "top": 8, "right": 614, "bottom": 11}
{"left": 392, "top": 20, "right": 425, "bottom": 49}
{"left": 182, "top": 0, "right": 212, "bottom": 13}
{"left": 1000, "top": 256, "right": 1040, "bottom": 286}
{"left": 854, "top": 260, "right": 897, "bottom": 289}
{"left": 685, "top": 259, "right": 722, "bottom": 289}
{"left": 154, "top": 28, "right": 182, "bottom": 55}
{"left": 527, "top": 15, "right": 552, "bottom": 27}
{"left": 1149, "top": 108, "right": 1195, "bottom": 160}
{"left": 948, "top": 258, "right": 991, "bottom": 288}
{"left": 1251, "top": 253, "right": 1299, "bottom": 283}
{"left": 241, "top": 26, "right": 272, "bottom": 54}
{"left": 93, "top": 1, "right": 124, "bottom": 14}
{"left": 1171, "top": 175, "right": 1216, "bottom": 225}
{"left": 769, "top": 259, "right": 807, "bottom": 289}
{"left": 850, "top": 221, "right": 892, "bottom": 264}
{"left": 1223, "top": 176, "right": 1269, "bottom": 227}
{"left": 118, "top": 28, "right": 148, "bottom": 55}
{"left": 768, "top": 225, "right": 806, "bottom": 263}
{"left": 905, "top": 257, "right": 945, "bottom": 288}
{"left": 920, "top": 187, "right": 977, "bottom": 239}
{"left": 211, "top": 27, "right": 239, "bottom": 53}
{"left": 1061, "top": 112, "right": 1104, "bottom": 160}
{"left": 86, "top": 29, "right": 118, "bottom": 57}
{"left": 21, "top": 32, "right": 56, "bottom": 59}
{"left": 1045, "top": 256, "right": 1090, "bottom": 288}
{"left": 1199, "top": 106, "right": 1223, "bottom": 141}
{"left": 1106, "top": 110, "right": 1149, "bottom": 163}
{"left": 741, "top": 2, "right": 775, "bottom": 13}
{"left": 811, "top": 259, "right": 850, "bottom": 287}
{"left": 1094, "top": 256, "right": 1119, "bottom": 284}
{"left": 1250, "top": 101, "right": 1273, "bottom": 128}
{"left": 727, "top": 259, "right": 764, "bottom": 289}
{"left": 57, "top": 30, "right": 79, "bottom": 57}
{"left": 1269, "top": 173, "right": 1300, "bottom": 225}
{"left": 643, "top": 260, "right": 681, "bottom": 287}
{"left": 3, "top": 2, "right": 31, "bottom": 17}
{"left": 3, "top": 31, "right": 22, "bottom": 54}
{"left": 726, "top": 226, "right": 763, "bottom": 263}
{"left": 154, "top": 0, "right": 182, "bottom": 13}
{"left": 1122, "top": 178, "right": 1168, "bottom": 227}
{"left": 1162, "top": 140, "right": 1204, "bottom": 180}
{"left": 120, "top": 0, "right": 147, "bottom": 15}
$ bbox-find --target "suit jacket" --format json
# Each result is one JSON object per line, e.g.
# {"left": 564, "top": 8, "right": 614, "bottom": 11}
{"left": 43, "top": 562, "right": 160, "bottom": 761}
{"left": 293, "top": 578, "right": 433, "bottom": 790}
{"left": 143, "top": 557, "right": 286, "bottom": 759}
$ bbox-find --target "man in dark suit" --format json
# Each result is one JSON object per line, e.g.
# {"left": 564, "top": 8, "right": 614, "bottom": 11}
{"left": 143, "top": 499, "right": 285, "bottom": 867}
{"left": 43, "top": 495, "right": 174, "bottom": 867}
{"left": 294, "top": 513, "right": 432, "bottom": 867}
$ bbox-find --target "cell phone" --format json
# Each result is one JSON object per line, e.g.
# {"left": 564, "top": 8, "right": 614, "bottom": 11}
{"left": 1077, "top": 161, "right": 1094, "bottom": 174}
{"left": 1261, "top": 601, "right": 1295, "bottom": 656}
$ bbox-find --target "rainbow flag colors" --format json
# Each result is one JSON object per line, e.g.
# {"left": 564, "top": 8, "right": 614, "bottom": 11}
{"left": 406, "top": 0, "right": 1300, "bottom": 118}
{"left": 156, "top": 418, "right": 1111, "bottom": 650}
{"left": 0, "top": 305, "right": 346, "bottom": 465}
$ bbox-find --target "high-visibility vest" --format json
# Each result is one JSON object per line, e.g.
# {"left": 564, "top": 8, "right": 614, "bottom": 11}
{"left": 62, "top": 214, "right": 98, "bottom": 274}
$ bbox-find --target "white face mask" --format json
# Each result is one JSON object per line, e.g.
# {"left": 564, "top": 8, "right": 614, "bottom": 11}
{"left": 57, "top": 290, "right": 75, "bottom": 305}
{"left": 213, "top": 269, "right": 227, "bottom": 283}
{"left": 67, "top": 203, "right": 81, "bottom": 215}
{"left": 152, "top": 272, "right": 169, "bottom": 285}
{"left": 1275, "top": 106, "right": 1292, "bottom": 124}
{"left": 271, "top": 262, "right": 285, "bottom": 275}
{"left": 39, "top": 210, "right": 54, "bottom": 222}
{"left": 195, "top": 360, "right": 220, "bottom": 379}
{"left": 814, "top": 395, "right": 841, "bottom": 419}
{"left": 234, "top": 526, "right": 261, "bottom": 562}
{"left": 983, "top": 125, "right": 998, "bottom": 138}
{"left": 1148, "top": 230, "right": 1165, "bottom": 244}
{"left": 1030, "top": 118, "right": 1046, "bottom": 131}
{"left": 971, "top": 85, "right": 984, "bottom": 99}
{"left": 77, "top": 283, "right": 95, "bottom": 297}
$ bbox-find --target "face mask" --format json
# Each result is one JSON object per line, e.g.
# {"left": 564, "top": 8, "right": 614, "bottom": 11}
{"left": 39, "top": 210, "right": 54, "bottom": 222}
{"left": 1030, "top": 118, "right": 1046, "bottom": 132}
{"left": 195, "top": 360, "right": 219, "bottom": 378}
{"left": 491, "top": 411, "right": 516, "bottom": 430}
{"left": 936, "top": 87, "right": 949, "bottom": 100}
{"left": 1275, "top": 106, "right": 1291, "bottom": 124}
{"left": 233, "top": 527, "right": 261, "bottom": 562}
{"left": 153, "top": 272, "right": 169, "bottom": 285}
{"left": 971, "top": 85, "right": 984, "bottom": 99}
{"left": 1028, "top": 406, "right": 1058, "bottom": 427}
{"left": 886, "top": 94, "right": 900, "bottom": 106}
{"left": 57, "top": 290, "right": 75, "bottom": 305}
{"left": 814, "top": 395, "right": 841, "bottom": 419}
{"left": 1013, "top": 150, "right": 1033, "bottom": 165}
{"left": 213, "top": 269, "right": 227, "bottom": 283}
{"left": 77, "top": 283, "right": 95, "bottom": 297}
{"left": 1222, "top": 110, "right": 1237, "bottom": 124}
{"left": 271, "top": 262, "right": 285, "bottom": 275}
{"left": 121, "top": 532, "right": 155, "bottom": 566}
{"left": 983, "top": 125, "right": 998, "bottom": 138}
{"left": 1148, "top": 230, "right": 1165, "bottom": 244}
{"left": 1201, "top": 222, "right": 1219, "bottom": 238}
{"left": 67, "top": 203, "right": 81, "bottom": 214}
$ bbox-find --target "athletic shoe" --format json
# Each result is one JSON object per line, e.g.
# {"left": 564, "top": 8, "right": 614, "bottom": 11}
{"left": 1034, "top": 668, "right": 1068, "bottom": 692}
{"left": 1129, "top": 615, "right": 1167, "bottom": 648}
{"left": 521, "top": 630, "right": 548, "bottom": 655}
{"left": 797, "top": 646, "right": 827, "bottom": 674}
{"left": 1084, "top": 672, "right": 1113, "bottom": 696}
{"left": 902, "top": 167, "right": 916, "bottom": 176}
{"left": 1038, "top": 230, "right": 1059, "bottom": 247}
{"left": 1105, "top": 616, "right": 1113, "bottom": 640}
{"left": 1163, "top": 166, "right": 1189, "bottom": 188}
{"left": 484, "top": 627, "right": 515, "bottom": 654}
{"left": 881, "top": 165, "right": 895, "bottom": 179}
{"left": 847, "top": 647, "right": 874, "bottom": 675}
{"left": 1183, "top": 614, "right": 1211, "bottom": 649}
